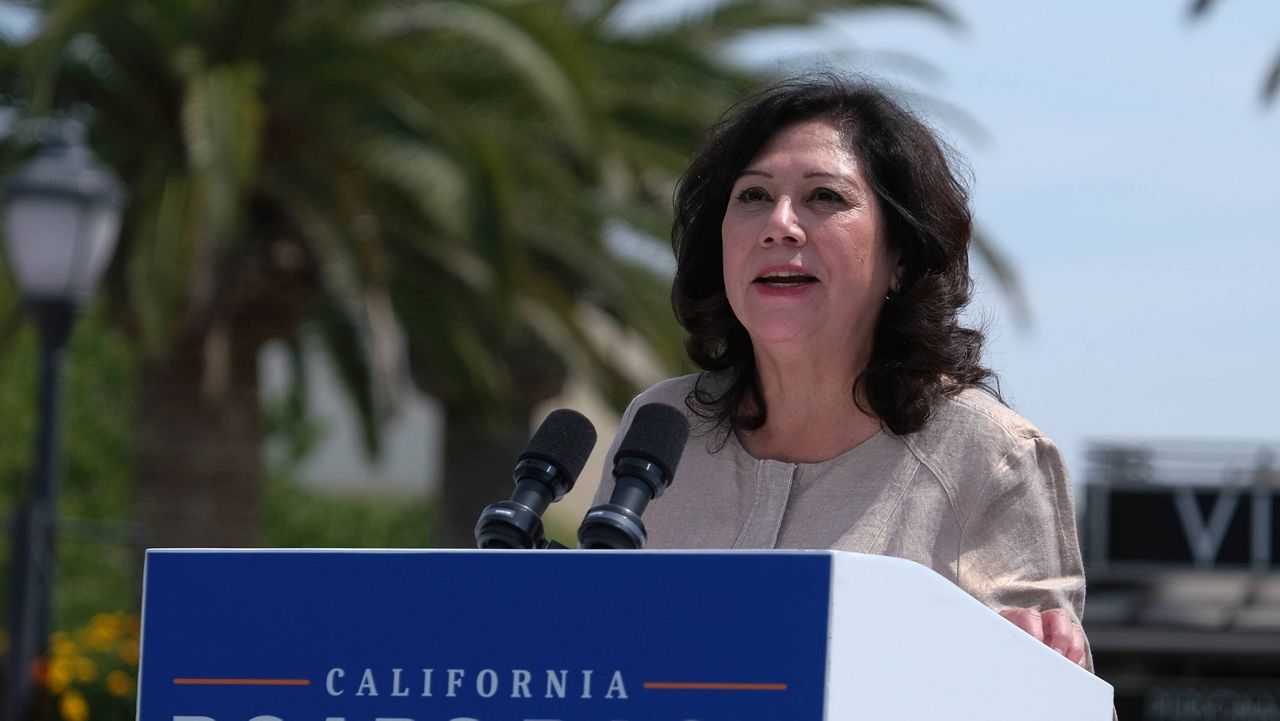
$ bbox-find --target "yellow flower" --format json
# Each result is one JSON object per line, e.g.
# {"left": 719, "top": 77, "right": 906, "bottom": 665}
{"left": 59, "top": 690, "right": 89, "bottom": 721}
{"left": 106, "top": 669, "right": 134, "bottom": 697}
{"left": 74, "top": 656, "right": 98, "bottom": 683}
{"left": 46, "top": 657, "right": 74, "bottom": 693}
{"left": 87, "top": 613, "right": 121, "bottom": 652}
{"left": 51, "top": 636, "right": 78, "bottom": 660}
{"left": 118, "top": 639, "right": 140, "bottom": 666}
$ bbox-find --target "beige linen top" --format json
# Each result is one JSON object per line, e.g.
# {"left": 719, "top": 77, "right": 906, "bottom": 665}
{"left": 594, "top": 374, "right": 1088, "bottom": 623}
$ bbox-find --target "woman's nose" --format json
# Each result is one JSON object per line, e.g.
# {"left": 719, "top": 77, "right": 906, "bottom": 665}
{"left": 760, "top": 197, "right": 804, "bottom": 246}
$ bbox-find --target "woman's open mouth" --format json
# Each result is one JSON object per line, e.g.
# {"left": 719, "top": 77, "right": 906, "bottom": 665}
{"left": 753, "top": 270, "right": 818, "bottom": 288}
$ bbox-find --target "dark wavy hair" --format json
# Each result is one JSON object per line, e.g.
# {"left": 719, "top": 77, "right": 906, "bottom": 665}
{"left": 672, "top": 74, "right": 998, "bottom": 437}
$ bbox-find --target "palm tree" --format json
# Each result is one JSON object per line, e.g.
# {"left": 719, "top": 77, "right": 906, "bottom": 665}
{"left": 1, "top": 0, "right": 968, "bottom": 551}
{"left": 2, "top": 0, "right": 652, "bottom": 549}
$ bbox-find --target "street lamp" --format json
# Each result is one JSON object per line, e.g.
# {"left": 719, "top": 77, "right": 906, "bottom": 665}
{"left": 2, "top": 121, "right": 124, "bottom": 721}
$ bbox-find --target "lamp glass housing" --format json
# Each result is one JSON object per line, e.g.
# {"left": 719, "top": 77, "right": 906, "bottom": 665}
{"left": 4, "top": 191, "right": 121, "bottom": 303}
{"left": 2, "top": 126, "right": 125, "bottom": 305}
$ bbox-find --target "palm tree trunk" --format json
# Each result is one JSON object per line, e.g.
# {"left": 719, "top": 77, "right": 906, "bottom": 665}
{"left": 436, "top": 402, "right": 536, "bottom": 549}
{"left": 432, "top": 336, "right": 570, "bottom": 549}
{"left": 135, "top": 329, "right": 262, "bottom": 549}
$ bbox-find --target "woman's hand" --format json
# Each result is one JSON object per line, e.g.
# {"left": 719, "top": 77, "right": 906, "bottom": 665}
{"left": 999, "top": 608, "right": 1088, "bottom": 667}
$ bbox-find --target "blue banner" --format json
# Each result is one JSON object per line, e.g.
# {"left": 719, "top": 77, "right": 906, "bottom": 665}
{"left": 138, "top": 550, "right": 833, "bottom": 721}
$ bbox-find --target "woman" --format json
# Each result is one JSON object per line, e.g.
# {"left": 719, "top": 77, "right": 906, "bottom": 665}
{"left": 595, "top": 76, "right": 1091, "bottom": 667}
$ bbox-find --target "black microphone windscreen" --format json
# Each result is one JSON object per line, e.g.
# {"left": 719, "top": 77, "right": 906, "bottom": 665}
{"left": 520, "top": 409, "right": 598, "bottom": 480}
{"left": 615, "top": 403, "right": 690, "bottom": 481}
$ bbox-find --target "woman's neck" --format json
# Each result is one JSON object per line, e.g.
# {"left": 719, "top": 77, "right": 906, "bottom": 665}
{"left": 735, "top": 344, "right": 882, "bottom": 463}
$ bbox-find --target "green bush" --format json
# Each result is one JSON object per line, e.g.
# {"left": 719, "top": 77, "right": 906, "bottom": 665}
{"left": 261, "top": 388, "right": 435, "bottom": 548}
{"left": 263, "top": 477, "right": 435, "bottom": 548}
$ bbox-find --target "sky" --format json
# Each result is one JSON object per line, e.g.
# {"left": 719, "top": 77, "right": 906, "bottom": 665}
{"left": 727, "top": 0, "right": 1280, "bottom": 480}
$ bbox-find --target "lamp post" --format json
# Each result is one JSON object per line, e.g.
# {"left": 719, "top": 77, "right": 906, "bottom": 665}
{"left": 2, "top": 121, "right": 124, "bottom": 721}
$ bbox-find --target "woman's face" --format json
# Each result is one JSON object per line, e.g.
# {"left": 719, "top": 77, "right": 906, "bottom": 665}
{"left": 721, "top": 119, "right": 901, "bottom": 356}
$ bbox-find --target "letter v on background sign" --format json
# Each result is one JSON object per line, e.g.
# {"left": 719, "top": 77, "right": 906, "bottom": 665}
{"left": 1173, "top": 487, "right": 1241, "bottom": 567}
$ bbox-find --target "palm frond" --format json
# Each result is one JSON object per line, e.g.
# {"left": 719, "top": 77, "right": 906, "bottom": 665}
{"left": 350, "top": 134, "right": 470, "bottom": 238}
{"left": 1188, "top": 0, "right": 1218, "bottom": 19}
{"left": 179, "top": 61, "right": 264, "bottom": 246}
{"left": 18, "top": 0, "right": 103, "bottom": 112}
{"left": 125, "top": 168, "right": 196, "bottom": 353}
{"left": 637, "top": 0, "right": 958, "bottom": 44}
{"left": 1263, "top": 44, "right": 1280, "bottom": 105}
{"left": 366, "top": 0, "right": 595, "bottom": 157}
{"left": 312, "top": 285, "right": 382, "bottom": 458}
{"left": 971, "top": 227, "right": 1029, "bottom": 331}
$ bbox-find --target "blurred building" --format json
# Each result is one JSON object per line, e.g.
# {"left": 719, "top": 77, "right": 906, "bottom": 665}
{"left": 259, "top": 338, "right": 443, "bottom": 497}
{"left": 1082, "top": 440, "right": 1280, "bottom": 720}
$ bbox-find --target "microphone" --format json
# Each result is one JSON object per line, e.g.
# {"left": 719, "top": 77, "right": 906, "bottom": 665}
{"left": 474, "top": 409, "right": 597, "bottom": 549}
{"left": 577, "top": 403, "right": 689, "bottom": 549}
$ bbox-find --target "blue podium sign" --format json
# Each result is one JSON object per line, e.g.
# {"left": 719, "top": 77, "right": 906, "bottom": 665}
{"left": 138, "top": 550, "right": 833, "bottom": 721}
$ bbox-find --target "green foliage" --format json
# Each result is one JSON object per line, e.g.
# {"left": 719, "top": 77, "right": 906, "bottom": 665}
{"left": 0, "top": 266, "right": 36, "bottom": 499}
{"left": 51, "top": 533, "right": 137, "bottom": 636}
{"left": 262, "top": 479, "right": 434, "bottom": 549}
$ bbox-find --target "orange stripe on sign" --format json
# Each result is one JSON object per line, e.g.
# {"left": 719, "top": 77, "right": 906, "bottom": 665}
{"left": 173, "top": 678, "right": 311, "bottom": 687}
{"left": 643, "top": 682, "right": 788, "bottom": 691}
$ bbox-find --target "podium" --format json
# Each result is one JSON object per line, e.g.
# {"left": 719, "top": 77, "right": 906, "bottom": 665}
{"left": 137, "top": 549, "right": 1112, "bottom": 720}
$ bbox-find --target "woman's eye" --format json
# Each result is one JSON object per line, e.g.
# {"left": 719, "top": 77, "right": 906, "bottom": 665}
{"left": 810, "top": 187, "right": 844, "bottom": 203}
{"left": 735, "top": 187, "right": 769, "bottom": 203}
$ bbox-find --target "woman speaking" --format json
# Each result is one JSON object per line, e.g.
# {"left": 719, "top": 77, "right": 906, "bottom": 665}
{"left": 595, "top": 76, "right": 1091, "bottom": 668}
